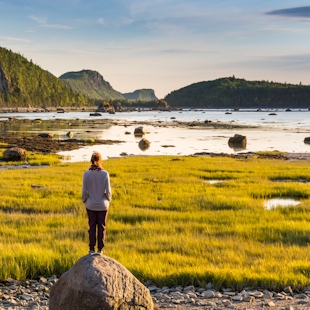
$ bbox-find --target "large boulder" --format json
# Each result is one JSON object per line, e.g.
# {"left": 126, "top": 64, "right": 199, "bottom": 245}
{"left": 49, "top": 255, "right": 154, "bottom": 310}
{"left": 38, "top": 132, "right": 54, "bottom": 138}
{"left": 228, "top": 134, "right": 247, "bottom": 148}
{"left": 138, "top": 138, "right": 150, "bottom": 151}
{"left": 3, "top": 147, "right": 26, "bottom": 161}
{"left": 304, "top": 137, "right": 310, "bottom": 144}
{"left": 134, "top": 126, "right": 146, "bottom": 136}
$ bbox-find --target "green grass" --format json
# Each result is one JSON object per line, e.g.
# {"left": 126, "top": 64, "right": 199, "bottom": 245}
{"left": 1, "top": 155, "right": 310, "bottom": 291}
{"left": 0, "top": 148, "right": 63, "bottom": 166}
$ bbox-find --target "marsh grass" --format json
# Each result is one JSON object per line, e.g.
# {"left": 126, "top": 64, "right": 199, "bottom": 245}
{"left": 0, "top": 148, "right": 62, "bottom": 166}
{"left": 1, "top": 156, "right": 310, "bottom": 290}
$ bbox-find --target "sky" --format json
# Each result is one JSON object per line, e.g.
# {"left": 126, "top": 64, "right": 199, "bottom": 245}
{"left": 1, "top": 0, "right": 310, "bottom": 98}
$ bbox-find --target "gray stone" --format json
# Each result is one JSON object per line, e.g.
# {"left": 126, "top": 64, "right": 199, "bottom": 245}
{"left": 243, "top": 295, "right": 255, "bottom": 302}
{"left": 201, "top": 290, "right": 215, "bottom": 298}
{"left": 231, "top": 294, "right": 243, "bottom": 301}
{"left": 49, "top": 255, "right": 153, "bottom": 310}
{"left": 284, "top": 286, "right": 294, "bottom": 296}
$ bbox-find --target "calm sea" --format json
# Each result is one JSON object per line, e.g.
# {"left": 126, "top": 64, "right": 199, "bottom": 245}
{"left": 1, "top": 109, "right": 309, "bottom": 162}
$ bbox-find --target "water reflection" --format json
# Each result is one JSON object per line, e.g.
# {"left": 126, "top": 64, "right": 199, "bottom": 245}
{"left": 204, "top": 180, "right": 224, "bottom": 184}
{"left": 264, "top": 198, "right": 300, "bottom": 210}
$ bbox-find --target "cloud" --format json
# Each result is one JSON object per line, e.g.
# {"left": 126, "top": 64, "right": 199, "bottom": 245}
{"left": 97, "top": 18, "right": 104, "bottom": 25}
{"left": 30, "top": 15, "right": 46, "bottom": 24}
{"left": 266, "top": 6, "right": 310, "bottom": 18}
{"left": 29, "top": 14, "right": 72, "bottom": 29}
{"left": 40, "top": 24, "right": 72, "bottom": 29}
{"left": 0, "top": 36, "right": 31, "bottom": 42}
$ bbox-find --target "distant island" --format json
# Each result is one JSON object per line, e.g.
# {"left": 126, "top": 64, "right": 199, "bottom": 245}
{"left": 59, "top": 70, "right": 158, "bottom": 102}
{"left": 164, "top": 76, "right": 310, "bottom": 109}
{"left": 1, "top": 46, "right": 310, "bottom": 109}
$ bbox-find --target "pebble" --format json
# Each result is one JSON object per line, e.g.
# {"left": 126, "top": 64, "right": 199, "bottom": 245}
{"left": 1, "top": 276, "right": 310, "bottom": 309}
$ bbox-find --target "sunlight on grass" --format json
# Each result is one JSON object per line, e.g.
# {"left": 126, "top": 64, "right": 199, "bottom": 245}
{"left": 1, "top": 155, "right": 310, "bottom": 290}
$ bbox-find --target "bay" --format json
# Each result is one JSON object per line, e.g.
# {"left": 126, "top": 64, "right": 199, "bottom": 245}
{"left": 1, "top": 109, "right": 309, "bottom": 162}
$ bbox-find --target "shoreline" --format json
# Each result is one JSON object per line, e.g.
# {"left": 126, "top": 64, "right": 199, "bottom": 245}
{"left": 1, "top": 274, "right": 310, "bottom": 310}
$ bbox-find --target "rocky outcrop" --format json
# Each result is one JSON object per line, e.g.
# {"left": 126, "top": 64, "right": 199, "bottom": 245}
{"left": 0, "top": 66, "right": 9, "bottom": 93}
{"left": 49, "top": 254, "right": 154, "bottom": 310}
{"left": 123, "top": 89, "right": 158, "bottom": 101}
{"left": 3, "top": 147, "right": 26, "bottom": 161}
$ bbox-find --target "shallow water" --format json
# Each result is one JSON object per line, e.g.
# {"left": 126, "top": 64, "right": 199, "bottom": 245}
{"left": 264, "top": 198, "right": 301, "bottom": 210}
{"left": 1, "top": 110, "right": 310, "bottom": 162}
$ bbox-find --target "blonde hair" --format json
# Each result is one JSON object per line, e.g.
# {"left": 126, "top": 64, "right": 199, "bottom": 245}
{"left": 91, "top": 151, "right": 102, "bottom": 167}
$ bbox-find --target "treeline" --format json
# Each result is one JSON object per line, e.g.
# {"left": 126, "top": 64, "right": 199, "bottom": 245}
{"left": 164, "top": 77, "right": 310, "bottom": 109}
{"left": 0, "top": 47, "right": 93, "bottom": 108}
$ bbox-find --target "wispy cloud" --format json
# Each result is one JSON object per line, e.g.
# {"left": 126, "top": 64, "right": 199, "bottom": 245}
{"left": 97, "top": 18, "right": 104, "bottom": 25}
{"left": 30, "top": 15, "right": 46, "bottom": 24}
{"left": 0, "top": 36, "right": 31, "bottom": 42}
{"left": 30, "top": 14, "right": 72, "bottom": 29}
{"left": 266, "top": 6, "right": 310, "bottom": 18}
{"left": 40, "top": 24, "right": 72, "bottom": 29}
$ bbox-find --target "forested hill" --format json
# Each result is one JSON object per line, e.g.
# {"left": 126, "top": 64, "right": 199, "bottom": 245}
{"left": 59, "top": 70, "right": 124, "bottom": 100}
{"left": 0, "top": 46, "right": 92, "bottom": 107}
{"left": 122, "top": 89, "right": 158, "bottom": 101}
{"left": 164, "top": 77, "right": 310, "bottom": 109}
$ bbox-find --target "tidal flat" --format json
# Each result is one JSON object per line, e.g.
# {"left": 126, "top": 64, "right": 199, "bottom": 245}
{"left": 1, "top": 155, "right": 310, "bottom": 291}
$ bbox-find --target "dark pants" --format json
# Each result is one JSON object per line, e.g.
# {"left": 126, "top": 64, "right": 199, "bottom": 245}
{"left": 87, "top": 209, "right": 108, "bottom": 251}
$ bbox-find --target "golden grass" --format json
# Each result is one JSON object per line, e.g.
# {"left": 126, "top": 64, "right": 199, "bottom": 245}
{"left": 1, "top": 155, "right": 310, "bottom": 290}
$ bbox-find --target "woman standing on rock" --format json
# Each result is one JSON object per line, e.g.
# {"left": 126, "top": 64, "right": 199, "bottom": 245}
{"left": 82, "top": 151, "right": 112, "bottom": 255}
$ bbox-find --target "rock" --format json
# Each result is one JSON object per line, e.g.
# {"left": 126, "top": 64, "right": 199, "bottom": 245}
{"left": 3, "top": 147, "right": 26, "bottom": 161}
{"left": 304, "top": 137, "right": 310, "bottom": 144}
{"left": 138, "top": 138, "right": 150, "bottom": 151}
{"left": 228, "top": 134, "right": 247, "bottom": 149}
{"left": 269, "top": 113, "right": 277, "bottom": 115}
{"left": 125, "top": 131, "right": 131, "bottom": 135}
{"left": 134, "top": 126, "right": 146, "bottom": 136}
{"left": 243, "top": 295, "right": 255, "bottom": 302}
{"left": 231, "top": 295, "right": 243, "bottom": 301}
{"left": 201, "top": 290, "right": 215, "bottom": 298}
{"left": 38, "top": 133, "right": 54, "bottom": 138}
{"left": 66, "top": 132, "right": 74, "bottom": 139}
{"left": 49, "top": 255, "right": 153, "bottom": 310}
{"left": 284, "top": 286, "right": 294, "bottom": 296}
{"left": 90, "top": 112, "right": 102, "bottom": 116}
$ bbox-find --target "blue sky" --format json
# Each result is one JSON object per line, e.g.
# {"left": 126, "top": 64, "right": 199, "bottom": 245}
{"left": 1, "top": 0, "right": 310, "bottom": 98}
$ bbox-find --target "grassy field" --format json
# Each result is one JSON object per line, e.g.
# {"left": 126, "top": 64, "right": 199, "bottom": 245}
{"left": 1, "top": 155, "right": 310, "bottom": 291}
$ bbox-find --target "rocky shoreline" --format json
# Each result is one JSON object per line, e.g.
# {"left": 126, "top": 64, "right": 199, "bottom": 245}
{"left": 1, "top": 275, "right": 310, "bottom": 310}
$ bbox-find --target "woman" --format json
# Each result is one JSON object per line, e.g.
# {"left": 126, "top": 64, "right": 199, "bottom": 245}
{"left": 82, "top": 151, "right": 112, "bottom": 255}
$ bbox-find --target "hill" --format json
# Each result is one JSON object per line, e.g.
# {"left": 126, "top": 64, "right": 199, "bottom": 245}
{"left": 0, "top": 46, "right": 92, "bottom": 108}
{"left": 164, "top": 77, "right": 310, "bottom": 109}
{"left": 59, "top": 70, "right": 124, "bottom": 101}
{"left": 122, "top": 89, "right": 158, "bottom": 101}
